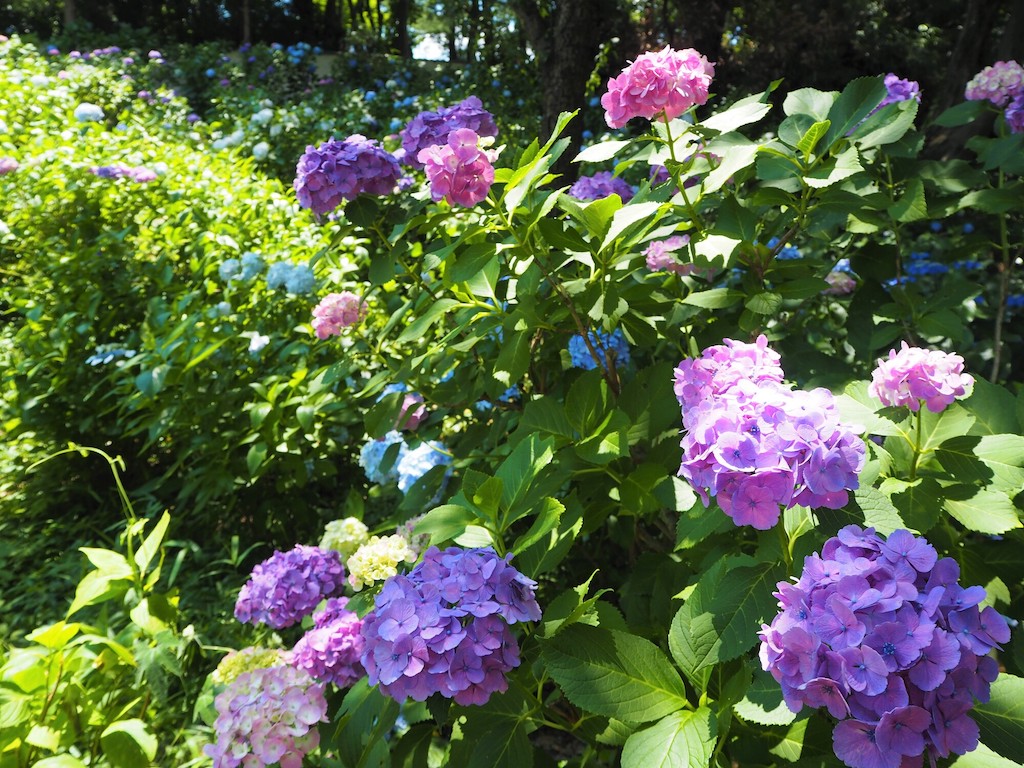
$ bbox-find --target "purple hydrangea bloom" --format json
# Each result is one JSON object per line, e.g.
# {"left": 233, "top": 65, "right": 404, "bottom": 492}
{"left": 294, "top": 135, "right": 401, "bottom": 215}
{"left": 400, "top": 96, "right": 498, "bottom": 170}
{"left": 204, "top": 664, "right": 327, "bottom": 768}
{"left": 291, "top": 597, "right": 366, "bottom": 688}
{"left": 235, "top": 545, "right": 347, "bottom": 629}
{"left": 879, "top": 74, "right": 921, "bottom": 109}
{"left": 674, "top": 336, "right": 865, "bottom": 528}
{"left": 1005, "top": 91, "right": 1024, "bottom": 133}
{"left": 759, "top": 526, "right": 1009, "bottom": 768}
{"left": 868, "top": 342, "right": 974, "bottom": 413}
{"left": 965, "top": 60, "right": 1024, "bottom": 107}
{"left": 360, "top": 546, "right": 541, "bottom": 706}
{"left": 568, "top": 171, "right": 635, "bottom": 202}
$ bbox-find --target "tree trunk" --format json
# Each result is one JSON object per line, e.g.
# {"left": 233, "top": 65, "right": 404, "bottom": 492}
{"left": 64, "top": 0, "right": 76, "bottom": 27}
{"left": 392, "top": 0, "right": 412, "bottom": 58}
{"left": 511, "top": 0, "right": 634, "bottom": 181}
{"left": 242, "top": 0, "right": 251, "bottom": 45}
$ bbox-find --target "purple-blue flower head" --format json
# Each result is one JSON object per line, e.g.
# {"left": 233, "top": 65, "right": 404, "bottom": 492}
{"left": 294, "top": 134, "right": 401, "bottom": 215}
{"left": 235, "top": 545, "right": 346, "bottom": 629}
{"left": 400, "top": 96, "right": 498, "bottom": 170}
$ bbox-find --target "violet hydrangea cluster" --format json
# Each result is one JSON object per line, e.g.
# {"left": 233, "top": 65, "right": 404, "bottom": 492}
{"left": 399, "top": 96, "right": 498, "bottom": 170}
{"left": 417, "top": 128, "right": 496, "bottom": 207}
{"left": 601, "top": 45, "right": 715, "bottom": 128}
{"left": 674, "top": 336, "right": 865, "bottom": 529}
{"left": 964, "top": 60, "right": 1024, "bottom": 107}
{"left": 360, "top": 546, "right": 541, "bottom": 705}
{"left": 290, "top": 597, "right": 366, "bottom": 688}
{"left": 311, "top": 291, "right": 367, "bottom": 338}
{"left": 205, "top": 664, "right": 327, "bottom": 768}
{"left": 868, "top": 342, "right": 974, "bottom": 413}
{"left": 878, "top": 74, "right": 921, "bottom": 109}
{"left": 568, "top": 171, "right": 635, "bottom": 202}
{"left": 759, "top": 525, "right": 1009, "bottom": 768}
{"left": 293, "top": 134, "right": 401, "bottom": 215}
{"left": 234, "top": 545, "right": 346, "bottom": 629}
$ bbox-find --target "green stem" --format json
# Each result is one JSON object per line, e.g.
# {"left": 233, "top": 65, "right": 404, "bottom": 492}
{"left": 660, "top": 115, "right": 705, "bottom": 231}
{"left": 908, "top": 409, "right": 923, "bottom": 481}
{"left": 990, "top": 168, "right": 1012, "bottom": 383}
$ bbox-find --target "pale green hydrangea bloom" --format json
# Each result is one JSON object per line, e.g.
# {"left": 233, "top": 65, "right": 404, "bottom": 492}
{"left": 211, "top": 646, "right": 287, "bottom": 685}
{"left": 347, "top": 534, "right": 417, "bottom": 591}
{"left": 319, "top": 516, "right": 370, "bottom": 561}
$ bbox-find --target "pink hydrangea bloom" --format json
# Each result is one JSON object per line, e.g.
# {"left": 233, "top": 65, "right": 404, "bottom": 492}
{"left": 868, "top": 342, "right": 974, "bottom": 413}
{"left": 964, "top": 60, "right": 1024, "bottom": 107}
{"left": 0, "top": 157, "right": 18, "bottom": 175}
{"left": 601, "top": 46, "right": 715, "bottom": 128}
{"left": 311, "top": 291, "right": 367, "bottom": 338}
{"left": 643, "top": 235, "right": 692, "bottom": 274}
{"left": 417, "top": 128, "right": 495, "bottom": 207}
{"left": 397, "top": 392, "right": 427, "bottom": 430}
{"left": 824, "top": 271, "right": 857, "bottom": 295}
{"left": 291, "top": 598, "right": 366, "bottom": 688}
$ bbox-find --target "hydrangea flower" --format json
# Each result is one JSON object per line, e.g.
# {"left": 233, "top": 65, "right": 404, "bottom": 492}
{"left": 85, "top": 344, "right": 136, "bottom": 366}
{"left": 74, "top": 102, "right": 104, "bottom": 122}
{"left": 291, "top": 598, "right": 365, "bottom": 688}
{"left": 965, "top": 60, "right": 1024, "bottom": 106}
{"left": 868, "top": 343, "right": 974, "bottom": 413}
{"left": 759, "top": 525, "right": 1008, "bottom": 768}
{"left": 674, "top": 336, "right": 865, "bottom": 528}
{"left": 235, "top": 545, "right": 347, "bottom": 629}
{"left": 359, "top": 431, "right": 406, "bottom": 485}
{"left": 825, "top": 270, "right": 857, "bottom": 296}
{"left": 360, "top": 546, "right": 541, "bottom": 705}
{"left": 396, "top": 440, "right": 452, "bottom": 494}
{"left": 0, "top": 157, "right": 19, "bottom": 175}
{"left": 767, "top": 237, "right": 801, "bottom": 260}
{"left": 248, "top": 333, "right": 270, "bottom": 354}
{"left": 294, "top": 135, "right": 401, "bottom": 214}
{"left": 211, "top": 646, "right": 287, "bottom": 685}
{"left": 1005, "top": 91, "right": 1024, "bottom": 133}
{"left": 319, "top": 517, "right": 370, "bottom": 561}
{"left": 400, "top": 96, "right": 498, "bottom": 170}
{"left": 878, "top": 74, "right": 921, "bottom": 109}
{"left": 347, "top": 534, "right": 418, "bottom": 591}
{"left": 644, "top": 235, "right": 692, "bottom": 275}
{"left": 311, "top": 291, "right": 367, "bottom": 338}
{"left": 379, "top": 382, "right": 428, "bottom": 430}
{"left": 204, "top": 664, "right": 327, "bottom": 768}
{"left": 266, "top": 261, "right": 316, "bottom": 294}
{"left": 417, "top": 128, "right": 496, "bottom": 207}
{"left": 601, "top": 46, "right": 715, "bottom": 128}
{"left": 240, "top": 251, "right": 264, "bottom": 280}
{"left": 568, "top": 171, "right": 635, "bottom": 202}
{"left": 568, "top": 328, "right": 631, "bottom": 371}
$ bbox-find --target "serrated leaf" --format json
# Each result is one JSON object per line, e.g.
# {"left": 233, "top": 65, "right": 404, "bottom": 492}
{"left": 889, "top": 178, "right": 927, "bottom": 222}
{"left": 701, "top": 93, "right": 771, "bottom": 133}
{"left": 668, "top": 609, "right": 719, "bottom": 693}
{"left": 100, "top": 719, "right": 157, "bottom": 768}
{"left": 450, "top": 688, "right": 535, "bottom": 768}
{"left": 574, "top": 140, "right": 632, "bottom": 164}
{"left": 952, "top": 742, "right": 1024, "bottom": 768}
{"left": 854, "top": 486, "right": 905, "bottom": 535}
{"left": 944, "top": 490, "right": 1021, "bottom": 535}
{"left": 710, "top": 563, "right": 787, "bottom": 661}
{"left": 682, "top": 288, "right": 743, "bottom": 309}
{"left": 621, "top": 708, "right": 717, "bottom": 768}
{"left": 745, "top": 291, "right": 783, "bottom": 315}
{"left": 974, "top": 675, "right": 1024, "bottom": 763}
{"left": 735, "top": 667, "right": 797, "bottom": 726}
{"left": 541, "top": 624, "right": 689, "bottom": 724}
{"left": 783, "top": 88, "right": 837, "bottom": 120}
{"left": 796, "top": 120, "right": 830, "bottom": 158}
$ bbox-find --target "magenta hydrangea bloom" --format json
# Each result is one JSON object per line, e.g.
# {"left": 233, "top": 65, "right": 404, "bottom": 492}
{"left": 965, "top": 60, "right": 1024, "bottom": 106}
{"left": 643, "top": 235, "right": 692, "bottom": 275}
{"left": 291, "top": 597, "right": 366, "bottom": 688}
{"left": 417, "top": 128, "right": 495, "bottom": 207}
{"left": 311, "top": 291, "right": 367, "bottom": 338}
{"left": 360, "top": 546, "right": 541, "bottom": 706}
{"left": 568, "top": 171, "right": 635, "bottom": 202}
{"left": 601, "top": 45, "right": 715, "bottom": 128}
{"left": 235, "top": 545, "right": 347, "bottom": 629}
{"left": 294, "top": 135, "right": 401, "bottom": 215}
{"left": 760, "top": 525, "right": 1008, "bottom": 768}
{"left": 1005, "top": 92, "right": 1024, "bottom": 133}
{"left": 868, "top": 342, "right": 974, "bottom": 413}
{"left": 400, "top": 96, "right": 498, "bottom": 170}
{"left": 674, "top": 336, "right": 865, "bottom": 528}
{"left": 204, "top": 664, "right": 327, "bottom": 768}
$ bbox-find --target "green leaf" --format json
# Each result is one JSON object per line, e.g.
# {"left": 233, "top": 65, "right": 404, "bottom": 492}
{"left": 714, "top": 196, "right": 759, "bottom": 243}
{"left": 934, "top": 100, "right": 987, "bottom": 127}
{"left": 693, "top": 234, "right": 742, "bottom": 264}
{"left": 26, "top": 621, "right": 81, "bottom": 650}
{"left": 621, "top": 708, "right": 717, "bottom": 768}
{"left": 32, "top": 757, "right": 89, "bottom": 768}
{"left": 854, "top": 486, "right": 905, "bottom": 535}
{"left": 944, "top": 490, "right": 1021, "bottom": 535}
{"left": 851, "top": 98, "right": 920, "bottom": 149}
{"left": 80, "top": 547, "right": 134, "bottom": 578}
{"left": 134, "top": 511, "right": 170, "bottom": 574}
{"left": 701, "top": 93, "right": 771, "bottom": 133}
{"left": 745, "top": 291, "right": 783, "bottom": 315}
{"left": 493, "top": 329, "right": 530, "bottom": 387}
{"left": 770, "top": 718, "right": 809, "bottom": 762}
{"left": 820, "top": 76, "right": 887, "bottom": 150}
{"left": 512, "top": 497, "right": 565, "bottom": 556}
{"left": 27, "top": 724, "right": 60, "bottom": 751}
{"left": 975, "top": 675, "right": 1024, "bottom": 763}
{"left": 541, "top": 624, "right": 690, "bottom": 724}
{"left": 182, "top": 336, "right": 231, "bottom": 372}
{"left": 66, "top": 570, "right": 129, "bottom": 616}
{"left": 952, "top": 742, "right": 1024, "bottom": 768}
{"left": 783, "top": 88, "right": 837, "bottom": 120}
{"left": 668, "top": 609, "right": 719, "bottom": 693}
{"left": 495, "top": 434, "right": 555, "bottom": 519}
{"left": 519, "top": 395, "right": 575, "bottom": 439}
{"left": 602, "top": 202, "right": 665, "bottom": 252}
{"left": 682, "top": 288, "right": 743, "bottom": 309}
{"left": 539, "top": 573, "right": 604, "bottom": 638}
{"left": 796, "top": 120, "right": 831, "bottom": 159}
{"left": 889, "top": 178, "right": 927, "bottom": 222}
{"left": 710, "top": 563, "right": 787, "bottom": 662}
{"left": 246, "top": 441, "right": 268, "bottom": 477}
{"left": 100, "top": 719, "right": 157, "bottom": 768}
{"left": 882, "top": 477, "right": 943, "bottom": 534}
{"left": 574, "top": 140, "right": 632, "bottom": 164}
{"left": 735, "top": 667, "right": 797, "bottom": 726}
{"left": 397, "top": 298, "right": 460, "bottom": 343}
{"left": 804, "top": 146, "right": 863, "bottom": 188}
{"left": 449, "top": 688, "right": 536, "bottom": 768}
{"left": 703, "top": 134, "right": 758, "bottom": 193}
{"left": 414, "top": 504, "right": 479, "bottom": 545}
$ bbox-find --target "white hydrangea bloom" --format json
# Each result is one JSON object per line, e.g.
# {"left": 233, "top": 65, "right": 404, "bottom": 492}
{"left": 346, "top": 534, "right": 417, "bottom": 591}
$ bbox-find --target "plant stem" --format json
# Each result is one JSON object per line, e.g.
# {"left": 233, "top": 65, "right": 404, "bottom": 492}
{"left": 990, "top": 169, "right": 1012, "bottom": 383}
{"left": 908, "top": 408, "right": 923, "bottom": 481}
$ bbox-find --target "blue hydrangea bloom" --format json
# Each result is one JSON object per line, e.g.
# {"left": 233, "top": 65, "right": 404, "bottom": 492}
{"left": 239, "top": 251, "right": 265, "bottom": 280}
{"left": 568, "top": 328, "right": 631, "bottom": 371}
{"left": 397, "top": 440, "right": 452, "bottom": 494}
{"left": 284, "top": 263, "right": 315, "bottom": 294}
{"left": 767, "top": 237, "right": 801, "bottom": 260}
{"left": 218, "top": 258, "right": 241, "bottom": 282}
{"left": 265, "top": 261, "right": 291, "bottom": 290}
{"left": 359, "top": 431, "right": 405, "bottom": 485}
